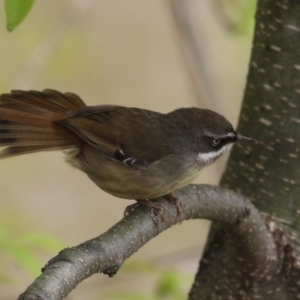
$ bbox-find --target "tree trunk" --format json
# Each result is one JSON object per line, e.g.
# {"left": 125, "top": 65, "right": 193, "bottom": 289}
{"left": 189, "top": 0, "right": 300, "bottom": 299}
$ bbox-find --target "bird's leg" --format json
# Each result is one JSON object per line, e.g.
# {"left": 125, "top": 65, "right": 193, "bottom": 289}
{"left": 124, "top": 194, "right": 183, "bottom": 221}
{"left": 165, "top": 192, "right": 183, "bottom": 218}
{"left": 124, "top": 199, "right": 166, "bottom": 221}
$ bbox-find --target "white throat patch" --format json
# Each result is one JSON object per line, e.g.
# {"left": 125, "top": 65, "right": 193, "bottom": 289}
{"left": 198, "top": 144, "right": 233, "bottom": 165}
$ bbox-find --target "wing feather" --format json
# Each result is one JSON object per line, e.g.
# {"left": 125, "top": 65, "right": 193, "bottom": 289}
{"left": 61, "top": 106, "right": 173, "bottom": 166}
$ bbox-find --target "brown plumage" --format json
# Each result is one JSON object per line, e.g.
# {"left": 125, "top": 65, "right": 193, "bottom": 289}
{"left": 0, "top": 90, "right": 256, "bottom": 217}
{"left": 0, "top": 90, "right": 85, "bottom": 157}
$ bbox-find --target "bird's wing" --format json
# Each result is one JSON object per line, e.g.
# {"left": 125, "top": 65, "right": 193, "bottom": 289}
{"left": 60, "top": 105, "right": 173, "bottom": 166}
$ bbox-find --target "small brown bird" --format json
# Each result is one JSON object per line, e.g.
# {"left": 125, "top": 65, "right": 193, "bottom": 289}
{"left": 0, "top": 90, "right": 256, "bottom": 217}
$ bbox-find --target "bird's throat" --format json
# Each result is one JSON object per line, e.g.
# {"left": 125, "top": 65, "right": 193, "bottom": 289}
{"left": 197, "top": 144, "right": 233, "bottom": 165}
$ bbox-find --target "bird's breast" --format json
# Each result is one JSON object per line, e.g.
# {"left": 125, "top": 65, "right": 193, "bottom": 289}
{"left": 67, "top": 147, "right": 203, "bottom": 200}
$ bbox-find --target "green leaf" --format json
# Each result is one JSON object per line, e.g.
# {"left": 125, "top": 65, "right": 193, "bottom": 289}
{"left": 8, "top": 245, "right": 42, "bottom": 276}
{"left": 5, "top": 0, "right": 35, "bottom": 32}
{"left": 156, "top": 270, "right": 184, "bottom": 300}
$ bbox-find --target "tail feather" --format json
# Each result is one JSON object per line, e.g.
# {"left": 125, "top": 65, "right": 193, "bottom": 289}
{"left": 0, "top": 107, "right": 59, "bottom": 123}
{"left": 0, "top": 90, "right": 86, "bottom": 158}
{"left": 0, "top": 90, "right": 81, "bottom": 117}
{"left": 41, "top": 89, "right": 86, "bottom": 110}
{"left": 0, "top": 145, "right": 73, "bottom": 159}
{"left": 0, "top": 123, "right": 62, "bottom": 132}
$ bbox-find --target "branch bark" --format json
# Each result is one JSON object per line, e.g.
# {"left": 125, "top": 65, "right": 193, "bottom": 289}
{"left": 17, "top": 184, "right": 272, "bottom": 300}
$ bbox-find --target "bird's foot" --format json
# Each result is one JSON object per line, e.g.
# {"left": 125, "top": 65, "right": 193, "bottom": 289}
{"left": 165, "top": 192, "right": 184, "bottom": 219}
{"left": 124, "top": 199, "right": 166, "bottom": 221}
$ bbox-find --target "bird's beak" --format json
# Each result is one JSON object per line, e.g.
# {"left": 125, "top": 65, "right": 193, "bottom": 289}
{"left": 236, "top": 134, "right": 257, "bottom": 144}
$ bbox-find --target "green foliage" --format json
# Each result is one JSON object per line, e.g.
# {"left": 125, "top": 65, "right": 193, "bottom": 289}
{"left": 0, "top": 223, "right": 65, "bottom": 282}
{"left": 106, "top": 260, "right": 193, "bottom": 300}
{"left": 5, "top": 0, "right": 35, "bottom": 32}
{"left": 218, "top": 0, "right": 257, "bottom": 35}
{"left": 155, "top": 269, "right": 187, "bottom": 300}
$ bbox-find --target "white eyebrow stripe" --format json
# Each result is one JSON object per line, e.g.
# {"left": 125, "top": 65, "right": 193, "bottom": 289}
{"left": 205, "top": 132, "right": 236, "bottom": 139}
{"left": 225, "top": 132, "right": 235, "bottom": 138}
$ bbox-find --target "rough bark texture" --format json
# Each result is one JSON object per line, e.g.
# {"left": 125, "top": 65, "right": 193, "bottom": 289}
{"left": 189, "top": 0, "right": 300, "bottom": 299}
{"left": 17, "top": 185, "right": 271, "bottom": 300}
{"left": 223, "top": 0, "right": 300, "bottom": 226}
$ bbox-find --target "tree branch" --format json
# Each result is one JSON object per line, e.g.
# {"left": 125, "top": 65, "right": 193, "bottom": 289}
{"left": 17, "top": 184, "right": 275, "bottom": 300}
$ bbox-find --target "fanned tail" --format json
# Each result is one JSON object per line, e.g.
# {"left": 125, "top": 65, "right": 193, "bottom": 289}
{"left": 0, "top": 89, "right": 86, "bottom": 158}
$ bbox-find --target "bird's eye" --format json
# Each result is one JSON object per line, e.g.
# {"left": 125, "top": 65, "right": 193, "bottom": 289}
{"left": 211, "top": 139, "right": 221, "bottom": 147}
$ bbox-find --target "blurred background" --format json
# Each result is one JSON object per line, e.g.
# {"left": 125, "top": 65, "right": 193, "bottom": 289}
{"left": 0, "top": 0, "right": 254, "bottom": 299}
